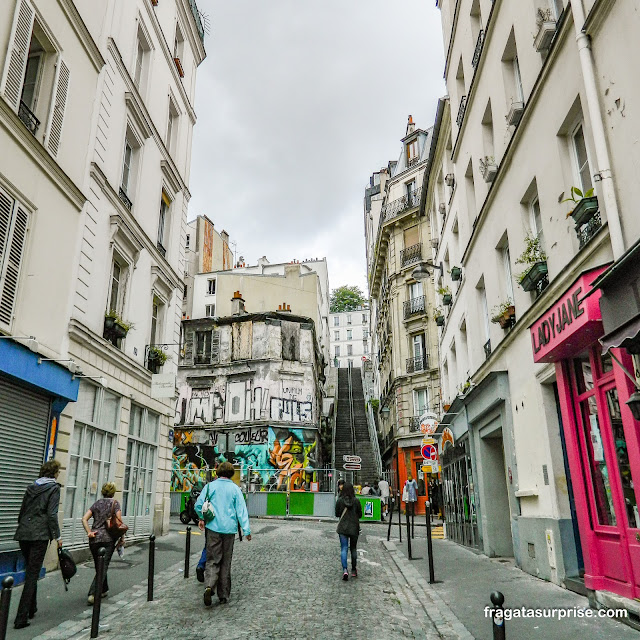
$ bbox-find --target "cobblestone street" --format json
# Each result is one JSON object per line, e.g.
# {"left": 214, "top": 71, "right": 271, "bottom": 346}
{"left": 31, "top": 521, "right": 441, "bottom": 640}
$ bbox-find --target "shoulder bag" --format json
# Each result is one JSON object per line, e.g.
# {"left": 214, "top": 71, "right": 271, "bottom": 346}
{"left": 201, "top": 485, "right": 215, "bottom": 523}
{"left": 106, "top": 499, "right": 128, "bottom": 539}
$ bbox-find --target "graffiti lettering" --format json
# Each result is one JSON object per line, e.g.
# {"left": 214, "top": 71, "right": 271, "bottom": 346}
{"left": 234, "top": 427, "right": 269, "bottom": 445}
{"left": 270, "top": 398, "right": 313, "bottom": 422}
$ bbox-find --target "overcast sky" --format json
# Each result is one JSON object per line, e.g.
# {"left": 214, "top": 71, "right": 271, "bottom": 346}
{"left": 189, "top": 0, "right": 446, "bottom": 295}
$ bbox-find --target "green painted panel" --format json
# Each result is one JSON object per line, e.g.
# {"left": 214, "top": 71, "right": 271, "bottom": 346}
{"left": 358, "top": 496, "right": 381, "bottom": 521}
{"left": 266, "top": 492, "right": 287, "bottom": 516}
{"left": 289, "top": 492, "right": 314, "bottom": 515}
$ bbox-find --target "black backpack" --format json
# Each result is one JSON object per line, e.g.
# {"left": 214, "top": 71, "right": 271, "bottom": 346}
{"left": 57, "top": 547, "right": 77, "bottom": 591}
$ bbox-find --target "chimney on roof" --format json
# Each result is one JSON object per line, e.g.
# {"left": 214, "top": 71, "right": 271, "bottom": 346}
{"left": 406, "top": 114, "right": 416, "bottom": 135}
{"left": 278, "top": 302, "right": 291, "bottom": 313}
{"left": 231, "top": 291, "right": 246, "bottom": 316}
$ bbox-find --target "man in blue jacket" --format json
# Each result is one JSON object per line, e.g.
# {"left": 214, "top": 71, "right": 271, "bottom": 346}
{"left": 195, "top": 461, "right": 251, "bottom": 606}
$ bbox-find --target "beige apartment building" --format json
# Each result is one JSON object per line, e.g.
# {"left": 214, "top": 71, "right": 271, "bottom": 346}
{"left": 430, "top": 0, "right": 640, "bottom": 610}
{"left": 365, "top": 117, "right": 441, "bottom": 514}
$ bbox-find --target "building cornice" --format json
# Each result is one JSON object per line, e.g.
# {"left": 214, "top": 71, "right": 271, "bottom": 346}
{"left": 0, "top": 98, "right": 86, "bottom": 211}
{"left": 583, "top": 0, "right": 616, "bottom": 35}
{"left": 175, "top": 0, "right": 207, "bottom": 65}
{"left": 56, "top": 0, "right": 105, "bottom": 72}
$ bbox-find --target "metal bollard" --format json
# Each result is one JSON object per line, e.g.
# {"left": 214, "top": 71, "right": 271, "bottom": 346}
{"left": 411, "top": 504, "right": 415, "bottom": 538}
{"left": 397, "top": 491, "right": 402, "bottom": 543}
{"left": 0, "top": 576, "right": 14, "bottom": 640}
{"left": 147, "top": 535, "right": 156, "bottom": 602}
{"left": 90, "top": 547, "right": 106, "bottom": 638}
{"left": 184, "top": 527, "right": 191, "bottom": 579}
{"left": 425, "top": 502, "right": 435, "bottom": 583}
{"left": 386, "top": 497, "right": 393, "bottom": 542}
{"left": 405, "top": 509, "right": 412, "bottom": 559}
{"left": 490, "top": 591, "right": 506, "bottom": 640}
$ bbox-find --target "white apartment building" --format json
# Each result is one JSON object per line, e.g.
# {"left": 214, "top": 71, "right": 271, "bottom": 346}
{"left": 329, "top": 307, "right": 370, "bottom": 368}
{"left": 0, "top": 0, "right": 206, "bottom": 576}
{"left": 430, "top": 0, "right": 640, "bottom": 608}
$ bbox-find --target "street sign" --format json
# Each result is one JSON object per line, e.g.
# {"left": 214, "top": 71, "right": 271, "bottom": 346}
{"left": 420, "top": 412, "right": 439, "bottom": 435}
{"left": 422, "top": 437, "right": 435, "bottom": 446}
{"left": 343, "top": 455, "right": 362, "bottom": 463}
{"left": 343, "top": 462, "right": 361, "bottom": 471}
{"left": 422, "top": 460, "right": 438, "bottom": 473}
{"left": 421, "top": 444, "right": 438, "bottom": 460}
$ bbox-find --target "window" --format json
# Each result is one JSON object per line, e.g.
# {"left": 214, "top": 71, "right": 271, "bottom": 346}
{"left": 0, "top": 187, "right": 29, "bottom": 329}
{"left": 195, "top": 331, "right": 212, "bottom": 364}
{"left": 503, "top": 246, "right": 514, "bottom": 301}
{"left": 150, "top": 299, "right": 159, "bottom": 345}
{"left": 551, "top": 0, "right": 563, "bottom": 19}
{"left": 407, "top": 139, "right": 418, "bottom": 162}
{"left": 363, "top": 341, "right": 368, "bottom": 354}
{"left": 362, "top": 314, "right": 367, "bottom": 324}
{"left": 571, "top": 124, "right": 593, "bottom": 194}
{"left": 205, "top": 304, "right": 215, "bottom": 317}
{"left": 166, "top": 98, "right": 179, "bottom": 156}
{"left": 414, "top": 388, "right": 429, "bottom": 415}
{"left": 480, "top": 284, "right": 490, "bottom": 341}
{"left": 185, "top": 234, "right": 190, "bottom": 249}
{"left": 335, "top": 346, "right": 340, "bottom": 357}
{"left": 409, "top": 281, "right": 423, "bottom": 300}
{"left": 121, "top": 142, "right": 133, "bottom": 195}
{"left": 134, "top": 40, "right": 144, "bottom": 87}
{"left": 21, "top": 50, "right": 42, "bottom": 114}
{"left": 347, "top": 329, "right": 352, "bottom": 340}
{"left": 173, "top": 22, "right": 185, "bottom": 77}
{"left": 133, "top": 25, "right": 152, "bottom": 92}
{"left": 207, "top": 279, "right": 216, "bottom": 295}
{"left": 108, "top": 256, "right": 124, "bottom": 313}
{"left": 347, "top": 344, "right": 353, "bottom": 356}
{"left": 347, "top": 315, "right": 352, "bottom": 325}
{"left": 157, "top": 192, "right": 170, "bottom": 255}
{"left": 363, "top": 329, "right": 369, "bottom": 339}
{"left": 334, "top": 330, "right": 340, "bottom": 341}
{"left": 406, "top": 180, "right": 416, "bottom": 199}
{"left": 413, "top": 334, "right": 425, "bottom": 361}
{"left": 333, "top": 316, "right": 340, "bottom": 327}
{"left": 183, "top": 284, "right": 187, "bottom": 300}
{"left": 513, "top": 56, "right": 524, "bottom": 102}
{"left": 530, "top": 197, "right": 545, "bottom": 250}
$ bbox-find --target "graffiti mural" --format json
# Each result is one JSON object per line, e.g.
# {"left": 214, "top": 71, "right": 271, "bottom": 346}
{"left": 171, "top": 426, "right": 319, "bottom": 492}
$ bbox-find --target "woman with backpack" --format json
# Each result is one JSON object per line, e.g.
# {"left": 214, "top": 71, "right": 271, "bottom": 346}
{"left": 81, "top": 482, "right": 126, "bottom": 605}
{"left": 335, "top": 483, "right": 362, "bottom": 581}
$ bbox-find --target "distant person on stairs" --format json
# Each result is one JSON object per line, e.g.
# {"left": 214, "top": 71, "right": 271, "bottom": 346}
{"left": 361, "top": 482, "right": 371, "bottom": 495}
{"left": 335, "top": 483, "right": 362, "bottom": 581}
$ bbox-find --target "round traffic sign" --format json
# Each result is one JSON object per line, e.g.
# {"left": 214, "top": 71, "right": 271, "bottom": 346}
{"left": 420, "top": 444, "right": 437, "bottom": 460}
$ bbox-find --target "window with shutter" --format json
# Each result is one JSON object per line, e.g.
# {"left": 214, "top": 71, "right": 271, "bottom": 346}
{"left": 45, "top": 58, "right": 70, "bottom": 156}
{"left": 211, "top": 330, "right": 220, "bottom": 364}
{"left": 1, "top": 0, "right": 35, "bottom": 111}
{"left": 0, "top": 187, "right": 29, "bottom": 329}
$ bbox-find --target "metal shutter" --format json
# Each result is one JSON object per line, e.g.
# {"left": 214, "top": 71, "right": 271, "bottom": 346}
{"left": 0, "top": 377, "right": 50, "bottom": 551}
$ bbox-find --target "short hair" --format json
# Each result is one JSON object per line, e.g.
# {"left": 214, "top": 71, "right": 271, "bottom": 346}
{"left": 216, "top": 461, "right": 235, "bottom": 478}
{"left": 39, "top": 460, "right": 61, "bottom": 478}
{"left": 101, "top": 482, "right": 117, "bottom": 498}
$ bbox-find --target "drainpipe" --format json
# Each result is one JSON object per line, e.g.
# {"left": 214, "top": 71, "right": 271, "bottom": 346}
{"left": 571, "top": 0, "right": 625, "bottom": 259}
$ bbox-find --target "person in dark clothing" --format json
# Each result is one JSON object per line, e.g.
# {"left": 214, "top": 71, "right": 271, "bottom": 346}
{"left": 81, "top": 482, "right": 125, "bottom": 604}
{"left": 13, "top": 459, "right": 63, "bottom": 630}
{"left": 335, "top": 483, "right": 362, "bottom": 581}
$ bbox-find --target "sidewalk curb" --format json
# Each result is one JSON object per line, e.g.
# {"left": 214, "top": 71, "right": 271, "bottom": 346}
{"left": 382, "top": 539, "right": 474, "bottom": 640}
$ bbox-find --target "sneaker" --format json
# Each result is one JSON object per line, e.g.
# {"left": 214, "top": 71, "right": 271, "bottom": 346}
{"left": 14, "top": 621, "right": 30, "bottom": 630}
{"left": 196, "top": 567, "right": 205, "bottom": 583}
{"left": 351, "top": 568, "right": 358, "bottom": 578}
{"left": 203, "top": 587, "right": 212, "bottom": 607}
{"left": 87, "top": 595, "right": 94, "bottom": 605}
{"left": 102, "top": 591, "right": 108, "bottom": 599}
{"left": 342, "top": 571, "right": 349, "bottom": 581}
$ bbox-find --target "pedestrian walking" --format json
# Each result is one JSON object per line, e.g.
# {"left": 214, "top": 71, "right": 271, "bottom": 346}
{"left": 404, "top": 474, "right": 418, "bottom": 517}
{"left": 81, "top": 482, "right": 125, "bottom": 605}
{"left": 13, "top": 459, "right": 63, "bottom": 630}
{"left": 195, "top": 462, "right": 251, "bottom": 607}
{"left": 370, "top": 481, "right": 381, "bottom": 497}
{"left": 361, "top": 482, "right": 371, "bottom": 495}
{"left": 337, "top": 479, "right": 345, "bottom": 495}
{"left": 378, "top": 477, "right": 390, "bottom": 519}
{"left": 335, "top": 483, "right": 362, "bottom": 581}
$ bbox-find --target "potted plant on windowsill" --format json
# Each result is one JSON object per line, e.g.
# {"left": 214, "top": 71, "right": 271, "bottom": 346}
{"left": 450, "top": 266, "right": 462, "bottom": 281}
{"left": 147, "top": 345, "right": 168, "bottom": 374}
{"left": 534, "top": 8, "right": 557, "bottom": 52}
{"left": 516, "top": 234, "right": 548, "bottom": 292}
{"left": 434, "top": 307, "right": 445, "bottom": 327}
{"left": 491, "top": 300, "right": 516, "bottom": 330}
{"left": 438, "top": 286, "right": 453, "bottom": 306}
{"left": 104, "top": 311, "right": 133, "bottom": 342}
{"left": 563, "top": 186, "right": 598, "bottom": 227}
{"left": 443, "top": 403, "right": 452, "bottom": 412}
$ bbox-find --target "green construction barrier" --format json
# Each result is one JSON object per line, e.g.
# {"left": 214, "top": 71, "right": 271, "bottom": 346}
{"left": 266, "top": 492, "right": 287, "bottom": 516}
{"left": 358, "top": 496, "right": 381, "bottom": 521}
{"left": 289, "top": 492, "right": 314, "bottom": 515}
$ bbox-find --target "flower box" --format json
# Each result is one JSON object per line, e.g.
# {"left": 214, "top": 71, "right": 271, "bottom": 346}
{"left": 443, "top": 293, "right": 453, "bottom": 306}
{"left": 445, "top": 174, "right": 455, "bottom": 188}
{"left": 534, "top": 20, "right": 556, "bottom": 52}
{"left": 450, "top": 266, "right": 462, "bottom": 281}
{"left": 431, "top": 238, "right": 439, "bottom": 249}
{"left": 519, "top": 261, "right": 548, "bottom": 292}
{"left": 498, "top": 306, "right": 516, "bottom": 329}
{"left": 174, "top": 57, "right": 185, "bottom": 78}
{"left": 506, "top": 101, "right": 525, "bottom": 127}
{"left": 480, "top": 158, "right": 498, "bottom": 183}
{"left": 435, "top": 315, "right": 445, "bottom": 327}
{"left": 570, "top": 196, "right": 599, "bottom": 228}
{"left": 439, "top": 203, "right": 446, "bottom": 216}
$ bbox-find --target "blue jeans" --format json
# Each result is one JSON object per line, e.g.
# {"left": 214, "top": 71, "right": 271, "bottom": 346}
{"left": 197, "top": 546, "right": 206, "bottom": 571}
{"left": 339, "top": 534, "right": 358, "bottom": 571}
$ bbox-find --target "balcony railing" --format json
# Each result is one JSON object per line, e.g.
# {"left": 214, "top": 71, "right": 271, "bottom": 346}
{"left": 400, "top": 242, "right": 422, "bottom": 267}
{"left": 157, "top": 241, "right": 166, "bottom": 257}
{"left": 18, "top": 101, "right": 39, "bottom": 136}
{"left": 406, "top": 354, "right": 429, "bottom": 374}
{"left": 472, "top": 30, "right": 484, "bottom": 68}
{"left": 403, "top": 295, "right": 426, "bottom": 319}
{"left": 408, "top": 416, "right": 422, "bottom": 432}
{"left": 577, "top": 210, "right": 602, "bottom": 249}
{"left": 407, "top": 156, "right": 420, "bottom": 168}
{"left": 483, "top": 339, "right": 492, "bottom": 360}
{"left": 118, "top": 187, "right": 133, "bottom": 210}
{"left": 381, "top": 186, "right": 422, "bottom": 222}
{"left": 456, "top": 95, "right": 467, "bottom": 127}
{"left": 188, "top": 0, "right": 206, "bottom": 42}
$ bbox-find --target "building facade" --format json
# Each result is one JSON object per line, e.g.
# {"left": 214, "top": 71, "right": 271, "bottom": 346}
{"left": 173, "top": 304, "right": 326, "bottom": 494}
{"left": 329, "top": 307, "right": 370, "bottom": 368}
{"left": 365, "top": 117, "right": 442, "bottom": 515}
{"left": 431, "top": 0, "right": 640, "bottom": 607}
{"left": 0, "top": 0, "right": 206, "bottom": 575}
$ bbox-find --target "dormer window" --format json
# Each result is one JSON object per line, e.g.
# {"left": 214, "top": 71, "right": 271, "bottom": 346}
{"left": 407, "top": 139, "right": 418, "bottom": 162}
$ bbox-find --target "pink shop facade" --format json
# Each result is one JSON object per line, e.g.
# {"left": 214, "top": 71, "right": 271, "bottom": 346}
{"left": 530, "top": 267, "right": 640, "bottom": 600}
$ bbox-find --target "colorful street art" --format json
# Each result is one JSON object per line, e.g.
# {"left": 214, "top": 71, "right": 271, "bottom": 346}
{"left": 171, "top": 426, "right": 319, "bottom": 492}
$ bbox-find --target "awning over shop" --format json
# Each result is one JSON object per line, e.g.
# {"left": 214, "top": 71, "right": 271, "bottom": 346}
{"left": 600, "top": 316, "right": 640, "bottom": 354}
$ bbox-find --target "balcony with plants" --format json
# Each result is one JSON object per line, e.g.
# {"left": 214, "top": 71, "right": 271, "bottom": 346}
{"left": 103, "top": 311, "right": 133, "bottom": 347}
{"left": 563, "top": 186, "right": 601, "bottom": 248}
{"left": 434, "top": 307, "right": 445, "bottom": 327}
{"left": 146, "top": 345, "right": 168, "bottom": 374}
{"left": 516, "top": 234, "right": 548, "bottom": 296}
{"left": 491, "top": 300, "right": 516, "bottom": 330}
{"left": 438, "top": 286, "right": 452, "bottom": 306}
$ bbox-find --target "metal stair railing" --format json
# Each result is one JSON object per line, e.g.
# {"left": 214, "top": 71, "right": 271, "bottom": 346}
{"left": 347, "top": 363, "right": 357, "bottom": 482}
{"left": 362, "top": 367, "right": 383, "bottom": 477}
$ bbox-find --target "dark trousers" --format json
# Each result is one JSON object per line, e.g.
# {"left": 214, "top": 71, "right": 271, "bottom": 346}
{"left": 197, "top": 546, "right": 207, "bottom": 571}
{"left": 15, "top": 540, "right": 49, "bottom": 625}
{"left": 204, "top": 530, "right": 235, "bottom": 600}
{"left": 89, "top": 540, "right": 116, "bottom": 596}
{"left": 339, "top": 534, "right": 358, "bottom": 571}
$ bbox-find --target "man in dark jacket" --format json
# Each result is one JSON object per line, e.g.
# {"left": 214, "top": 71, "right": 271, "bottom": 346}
{"left": 335, "top": 483, "right": 362, "bottom": 580}
{"left": 13, "top": 459, "right": 63, "bottom": 630}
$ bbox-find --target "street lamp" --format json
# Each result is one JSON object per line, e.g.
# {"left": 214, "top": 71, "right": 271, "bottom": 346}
{"left": 381, "top": 406, "right": 391, "bottom": 417}
{"left": 411, "top": 261, "right": 444, "bottom": 281}
{"left": 626, "top": 391, "right": 640, "bottom": 420}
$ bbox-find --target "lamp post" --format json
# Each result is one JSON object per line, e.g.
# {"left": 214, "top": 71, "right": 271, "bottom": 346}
{"left": 411, "top": 261, "right": 444, "bottom": 281}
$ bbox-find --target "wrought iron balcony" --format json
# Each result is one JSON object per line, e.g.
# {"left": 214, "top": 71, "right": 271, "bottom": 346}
{"left": 118, "top": 187, "right": 133, "bottom": 210}
{"left": 400, "top": 242, "right": 422, "bottom": 267}
{"left": 456, "top": 95, "right": 467, "bottom": 127}
{"left": 472, "top": 30, "right": 484, "bottom": 68}
{"left": 407, "top": 156, "right": 420, "bottom": 168}
{"left": 483, "top": 339, "right": 492, "bottom": 360}
{"left": 406, "top": 354, "right": 429, "bottom": 374}
{"left": 408, "top": 416, "right": 422, "bottom": 432}
{"left": 577, "top": 210, "right": 602, "bottom": 249}
{"left": 157, "top": 241, "right": 167, "bottom": 257}
{"left": 18, "top": 101, "right": 39, "bottom": 136}
{"left": 381, "top": 186, "right": 422, "bottom": 222}
{"left": 403, "top": 295, "right": 426, "bottom": 319}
